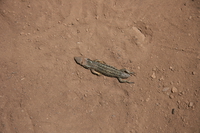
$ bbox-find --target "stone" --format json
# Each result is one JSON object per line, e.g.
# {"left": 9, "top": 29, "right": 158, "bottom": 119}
{"left": 169, "top": 66, "right": 174, "bottom": 71}
{"left": 188, "top": 102, "right": 193, "bottom": 107}
{"left": 172, "top": 109, "right": 175, "bottom": 114}
{"left": 146, "top": 98, "right": 150, "bottom": 102}
{"left": 171, "top": 87, "right": 178, "bottom": 93}
{"left": 151, "top": 72, "right": 156, "bottom": 79}
{"left": 192, "top": 71, "right": 196, "bottom": 75}
{"left": 159, "top": 76, "right": 164, "bottom": 81}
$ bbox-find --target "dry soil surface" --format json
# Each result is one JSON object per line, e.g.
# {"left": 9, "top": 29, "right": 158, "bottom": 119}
{"left": 0, "top": 0, "right": 200, "bottom": 133}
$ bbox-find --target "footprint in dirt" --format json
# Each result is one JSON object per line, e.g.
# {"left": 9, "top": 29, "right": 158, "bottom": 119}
{"left": 131, "top": 21, "right": 153, "bottom": 49}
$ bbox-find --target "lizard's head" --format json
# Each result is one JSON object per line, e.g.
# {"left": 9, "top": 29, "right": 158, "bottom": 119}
{"left": 74, "top": 57, "right": 90, "bottom": 69}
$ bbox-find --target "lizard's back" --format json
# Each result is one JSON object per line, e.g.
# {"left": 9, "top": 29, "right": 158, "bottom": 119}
{"left": 74, "top": 57, "right": 135, "bottom": 83}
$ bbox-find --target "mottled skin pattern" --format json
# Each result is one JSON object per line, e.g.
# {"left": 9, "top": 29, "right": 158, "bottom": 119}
{"left": 74, "top": 57, "right": 135, "bottom": 83}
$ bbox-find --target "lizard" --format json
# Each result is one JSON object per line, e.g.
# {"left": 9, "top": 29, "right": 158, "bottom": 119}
{"left": 74, "top": 56, "right": 135, "bottom": 83}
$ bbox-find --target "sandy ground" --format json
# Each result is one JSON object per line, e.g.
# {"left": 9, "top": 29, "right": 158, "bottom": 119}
{"left": 0, "top": 0, "right": 200, "bottom": 133}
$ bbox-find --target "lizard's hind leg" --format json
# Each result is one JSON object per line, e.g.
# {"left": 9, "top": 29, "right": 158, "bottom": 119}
{"left": 90, "top": 69, "right": 102, "bottom": 76}
{"left": 117, "top": 78, "right": 134, "bottom": 84}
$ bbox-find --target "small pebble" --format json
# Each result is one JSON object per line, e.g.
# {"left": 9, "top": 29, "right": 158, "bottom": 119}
{"left": 192, "top": 71, "right": 196, "bottom": 75}
{"left": 171, "top": 87, "right": 178, "bottom": 93}
{"left": 172, "top": 109, "right": 175, "bottom": 114}
{"left": 159, "top": 76, "right": 164, "bottom": 81}
{"left": 188, "top": 102, "right": 193, "bottom": 107}
{"left": 169, "top": 66, "right": 174, "bottom": 71}
{"left": 146, "top": 98, "right": 150, "bottom": 102}
{"left": 77, "top": 42, "right": 82, "bottom": 44}
{"left": 151, "top": 72, "right": 156, "bottom": 79}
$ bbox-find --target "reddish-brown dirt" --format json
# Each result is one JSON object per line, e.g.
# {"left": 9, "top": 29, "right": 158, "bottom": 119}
{"left": 0, "top": 0, "right": 199, "bottom": 133}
